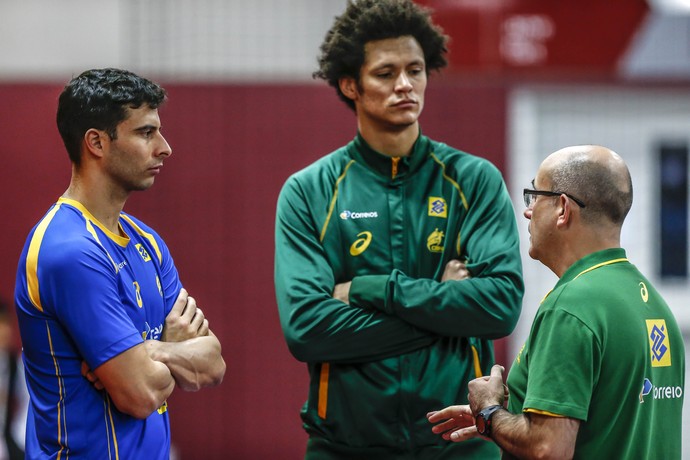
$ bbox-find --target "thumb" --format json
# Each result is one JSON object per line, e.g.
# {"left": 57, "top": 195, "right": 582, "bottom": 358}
{"left": 490, "top": 364, "right": 505, "bottom": 379}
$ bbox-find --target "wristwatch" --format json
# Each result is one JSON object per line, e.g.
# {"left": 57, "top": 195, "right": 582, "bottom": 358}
{"left": 475, "top": 404, "right": 503, "bottom": 437}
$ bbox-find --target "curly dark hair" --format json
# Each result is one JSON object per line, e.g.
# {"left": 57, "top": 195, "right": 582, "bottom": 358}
{"left": 56, "top": 68, "right": 167, "bottom": 166}
{"left": 313, "top": 0, "right": 449, "bottom": 111}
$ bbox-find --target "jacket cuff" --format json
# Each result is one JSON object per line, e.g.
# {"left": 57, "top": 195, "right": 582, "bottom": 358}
{"left": 350, "top": 274, "right": 389, "bottom": 312}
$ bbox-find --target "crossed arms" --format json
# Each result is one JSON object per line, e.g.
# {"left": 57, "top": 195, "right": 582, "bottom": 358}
{"left": 83, "top": 288, "right": 226, "bottom": 419}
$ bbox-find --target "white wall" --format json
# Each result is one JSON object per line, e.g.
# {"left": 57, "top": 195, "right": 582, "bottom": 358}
{"left": 0, "top": 0, "right": 346, "bottom": 82}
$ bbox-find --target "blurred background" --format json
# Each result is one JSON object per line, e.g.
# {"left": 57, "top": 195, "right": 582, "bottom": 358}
{"left": 1, "top": 0, "right": 689, "bottom": 458}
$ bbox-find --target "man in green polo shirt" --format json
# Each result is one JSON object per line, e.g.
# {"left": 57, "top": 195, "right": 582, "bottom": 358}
{"left": 428, "top": 145, "right": 685, "bottom": 459}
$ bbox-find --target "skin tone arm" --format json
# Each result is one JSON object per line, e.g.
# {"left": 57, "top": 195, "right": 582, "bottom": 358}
{"left": 147, "top": 288, "right": 225, "bottom": 391}
{"left": 86, "top": 343, "right": 175, "bottom": 419}
{"left": 82, "top": 289, "right": 226, "bottom": 416}
{"left": 427, "top": 364, "right": 580, "bottom": 460}
{"left": 333, "top": 259, "right": 470, "bottom": 303}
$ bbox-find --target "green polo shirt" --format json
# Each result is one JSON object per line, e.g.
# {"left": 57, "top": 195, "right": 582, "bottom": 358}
{"left": 507, "top": 248, "right": 684, "bottom": 459}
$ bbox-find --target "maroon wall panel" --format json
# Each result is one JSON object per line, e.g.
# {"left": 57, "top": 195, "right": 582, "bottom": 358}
{"left": 0, "top": 81, "right": 508, "bottom": 459}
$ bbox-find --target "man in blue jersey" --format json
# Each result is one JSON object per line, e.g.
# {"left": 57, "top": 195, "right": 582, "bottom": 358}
{"left": 14, "top": 68, "right": 226, "bottom": 459}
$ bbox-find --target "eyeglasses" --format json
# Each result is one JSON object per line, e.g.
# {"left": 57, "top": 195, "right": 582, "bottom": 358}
{"left": 523, "top": 189, "right": 586, "bottom": 209}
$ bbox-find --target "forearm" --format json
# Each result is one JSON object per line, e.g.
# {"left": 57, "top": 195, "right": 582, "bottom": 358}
{"left": 94, "top": 344, "right": 176, "bottom": 419}
{"left": 147, "top": 333, "right": 225, "bottom": 391}
{"left": 275, "top": 183, "right": 435, "bottom": 362}
{"left": 280, "top": 294, "right": 435, "bottom": 363}
{"left": 490, "top": 410, "right": 577, "bottom": 460}
{"left": 351, "top": 269, "right": 522, "bottom": 338}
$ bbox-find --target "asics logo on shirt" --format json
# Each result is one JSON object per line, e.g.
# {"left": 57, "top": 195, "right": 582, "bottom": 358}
{"left": 133, "top": 281, "right": 143, "bottom": 308}
{"left": 639, "top": 282, "right": 649, "bottom": 303}
{"left": 350, "top": 231, "right": 372, "bottom": 256}
{"left": 340, "top": 210, "right": 378, "bottom": 220}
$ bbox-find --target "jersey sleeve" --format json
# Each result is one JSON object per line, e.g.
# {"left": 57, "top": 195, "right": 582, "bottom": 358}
{"left": 521, "top": 309, "right": 598, "bottom": 421}
{"left": 41, "top": 237, "right": 143, "bottom": 369}
{"left": 350, "top": 160, "right": 523, "bottom": 339}
{"left": 274, "top": 175, "right": 435, "bottom": 364}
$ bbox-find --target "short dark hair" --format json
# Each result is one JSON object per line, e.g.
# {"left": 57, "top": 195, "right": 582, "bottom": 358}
{"left": 56, "top": 68, "right": 167, "bottom": 166}
{"left": 313, "top": 0, "right": 449, "bottom": 110}
{"left": 551, "top": 153, "right": 633, "bottom": 225}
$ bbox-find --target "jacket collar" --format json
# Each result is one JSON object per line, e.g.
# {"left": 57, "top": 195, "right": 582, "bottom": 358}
{"left": 348, "top": 131, "right": 431, "bottom": 180}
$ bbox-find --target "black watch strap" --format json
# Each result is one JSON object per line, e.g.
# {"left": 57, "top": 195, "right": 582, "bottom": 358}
{"left": 475, "top": 404, "right": 503, "bottom": 437}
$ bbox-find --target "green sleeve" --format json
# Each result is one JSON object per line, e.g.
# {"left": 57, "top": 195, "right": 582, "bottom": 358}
{"left": 522, "top": 309, "right": 597, "bottom": 420}
{"left": 274, "top": 174, "right": 434, "bottom": 364}
{"left": 349, "top": 275, "right": 387, "bottom": 309}
{"left": 364, "top": 160, "right": 523, "bottom": 339}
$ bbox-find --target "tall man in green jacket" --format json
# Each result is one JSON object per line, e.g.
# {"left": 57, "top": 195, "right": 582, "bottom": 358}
{"left": 274, "top": 1, "right": 523, "bottom": 458}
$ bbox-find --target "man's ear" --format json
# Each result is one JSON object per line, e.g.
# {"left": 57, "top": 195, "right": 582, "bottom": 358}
{"left": 84, "top": 128, "right": 107, "bottom": 158}
{"left": 339, "top": 77, "right": 358, "bottom": 102}
{"left": 556, "top": 195, "right": 573, "bottom": 229}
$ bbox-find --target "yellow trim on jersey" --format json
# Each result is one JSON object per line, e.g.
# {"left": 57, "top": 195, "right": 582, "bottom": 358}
{"left": 85, "top": 219, "right": 119, "bottom": 273}
{"left": 430, "top": 153, "right": 469, "bottom": 211}
{"left": 105, "top": 395, "right": 120, "bottom": 460}
{"left": 26, "top": 204, "right": 62, "bottom": 312}
{"left": 46, "top": 322, "right": 68, "bottom": 458}
{"left": 574, "top": 258, "right": 628, "bottom": 279}
{"left": 524, "top": 408, "right": 566, "bottom": 418}
{"left": 541, "top": 258, "right": 629, "bottom": 304}
{"left": 120, "top": 214, "right": 163, "bottom": 264}
{"left": 58, "top": 197, "right": 129, "bottom": 247}
{"left": 318, "top": 363, "right": 330, "bottom": 419}
{"left": 471, "top": 345, "right": 483, "bottom": 378}
{"left": 320, "top": 160, "right": 356, "bottom": 242}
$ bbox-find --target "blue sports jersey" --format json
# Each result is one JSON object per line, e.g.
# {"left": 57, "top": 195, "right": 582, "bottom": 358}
{"left": 15, "top": 197, "right": 183, "bottom": 459}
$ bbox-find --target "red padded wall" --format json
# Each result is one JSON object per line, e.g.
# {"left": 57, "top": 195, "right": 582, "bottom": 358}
{"left": 0, "top": 81, "right": 508, "bottom": 459}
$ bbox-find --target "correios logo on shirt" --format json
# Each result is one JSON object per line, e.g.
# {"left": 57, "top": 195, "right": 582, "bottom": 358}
{"left": 340, "top": 210, "right": 378, "bottom": 220}
{"left": 143, "top": 321, "right": 164, "bottom": 340}
{"left": 639, "top": 377, "right": 683, "bottom": 403}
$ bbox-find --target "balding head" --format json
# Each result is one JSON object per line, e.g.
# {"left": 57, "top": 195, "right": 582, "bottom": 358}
{"left": 540, "top": 145, "right": 633, "bottom": 225}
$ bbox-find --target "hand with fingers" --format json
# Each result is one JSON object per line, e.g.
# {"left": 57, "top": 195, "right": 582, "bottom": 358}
{"left": 81, "top": 361, "right": 104, "bottom": 391}
{"left": 427, "top": 404, "right": 478, "bottom": 442}
{"left": 442, "top": 259, "right": 471, "bottom": 282}
{"left": 162, "top": 288, "right": 210, "bottom": 342}
{"left": 428, "top": 364, "right": 508, "bottom": 442}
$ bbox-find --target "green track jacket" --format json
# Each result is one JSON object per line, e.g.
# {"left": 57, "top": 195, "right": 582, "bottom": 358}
{"left": 275, "top": 133, "right": 523, "bottom": 458}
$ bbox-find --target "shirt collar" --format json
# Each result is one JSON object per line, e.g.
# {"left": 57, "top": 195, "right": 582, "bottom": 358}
{"left": 348, "top": 131, "right": 430, "bottom": 180}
